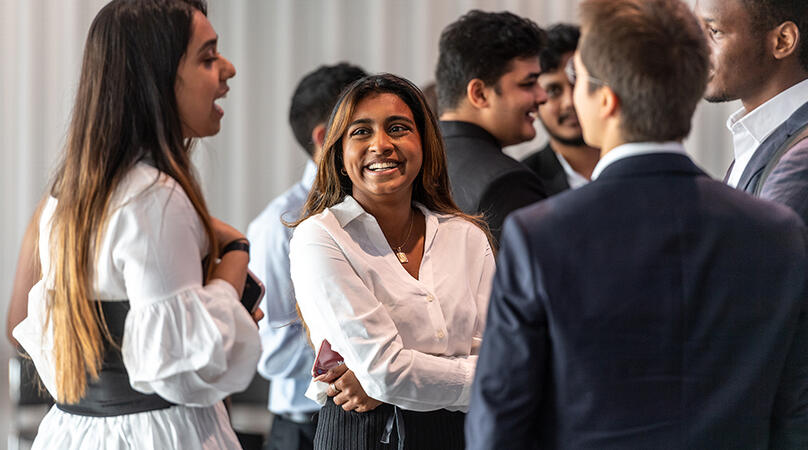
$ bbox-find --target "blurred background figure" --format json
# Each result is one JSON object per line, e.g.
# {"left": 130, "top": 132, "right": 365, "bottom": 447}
{"left": 521, "top": 23, "right": 600, "bottom": 195}
{"left": 247, "top": 62, "right": 366, "bottom": 450}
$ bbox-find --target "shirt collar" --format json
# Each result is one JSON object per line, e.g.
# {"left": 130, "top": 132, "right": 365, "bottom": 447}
{"left": 328, "top": 195, "right": 447, "bottom": 229}
{"left": 726, "top": 78, "right": 808, "bottom": 149}
{"left": 591, "top": 141, "right": 686, "bottom": 180}
{"left": 553, "top": 150, "right": 590, "bottom": 189}
{"left": 301, "top": 159, "right": 317, "bottom": 189}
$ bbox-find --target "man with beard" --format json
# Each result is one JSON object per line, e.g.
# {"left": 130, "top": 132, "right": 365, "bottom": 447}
{"left": 522, "top": 24, "right": 600, "bottom": 195}
{"left": 436, "top": 10, "right": 548, "bottom": 243}
{"left": 697, "top": 0, "right": 808, "bottom": 222}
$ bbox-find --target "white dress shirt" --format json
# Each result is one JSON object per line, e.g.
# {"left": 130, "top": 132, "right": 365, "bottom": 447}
{"left": 13, "top": 163, "right": 261, "bottom": 450}
{"left": 726, "top": 78, "right": 808, "bottom": 187}
{"left": 289, "top": 196, "right": 495, "bottom": 412}
{"left": 555, "top": 150, "right": 590, "bottom": 189}
{"left": 247, "top": 159, "right": 320, "bottom": 415}
{"left": 592, "top": 141, "right": 688, "bottom": 180}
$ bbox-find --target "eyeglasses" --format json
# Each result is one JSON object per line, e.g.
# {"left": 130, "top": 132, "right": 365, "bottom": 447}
{"left": 565, "top": 58, "right": 608, "bottom": 87}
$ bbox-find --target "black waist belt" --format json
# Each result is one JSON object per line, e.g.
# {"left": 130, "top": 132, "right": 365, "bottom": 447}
{"left": 56, "top": 301, "right": 175, "bottom": 417}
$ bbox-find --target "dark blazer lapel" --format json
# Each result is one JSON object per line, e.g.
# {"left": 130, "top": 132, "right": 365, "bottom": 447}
{"left": 737, "top": 101, "right": 808, "bottom": 193}
{"left": 596, "top": 153, "right": 705, "bottom": 181}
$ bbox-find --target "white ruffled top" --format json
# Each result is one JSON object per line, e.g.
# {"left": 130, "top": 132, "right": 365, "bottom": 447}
{"left": 13, "top": 163, "right": 261, "bottom": 450}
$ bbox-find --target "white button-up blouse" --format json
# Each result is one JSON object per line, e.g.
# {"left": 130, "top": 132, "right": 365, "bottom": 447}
{"left": 290, "top": 196, "right": 495, "bottom": 412}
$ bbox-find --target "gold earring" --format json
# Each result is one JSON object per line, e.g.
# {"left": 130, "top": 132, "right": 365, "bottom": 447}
{"left": 340, "top": 168, "right": 348, "bottom": 176}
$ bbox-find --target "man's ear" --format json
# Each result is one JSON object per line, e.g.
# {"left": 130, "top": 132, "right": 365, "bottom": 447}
{"left": 600, "top": 86, "right": 620, "bottom": 119}
{"left": 466, "top": 78, "right": 490, "bottom": 109}
{"left": 771, "top": 21, "right": 800, "bottom": 60}
{"left": 311, "top": 123, "right": 327, "bottom": 149}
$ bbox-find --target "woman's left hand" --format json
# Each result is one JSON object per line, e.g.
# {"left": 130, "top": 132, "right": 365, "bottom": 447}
{"left": 320, "top": 365, "right": 382, "bottom": 412}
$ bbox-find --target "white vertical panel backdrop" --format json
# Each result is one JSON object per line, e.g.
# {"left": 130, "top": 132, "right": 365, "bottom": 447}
{"left": 0, "top": 0, "right": 737, "bottom": 444}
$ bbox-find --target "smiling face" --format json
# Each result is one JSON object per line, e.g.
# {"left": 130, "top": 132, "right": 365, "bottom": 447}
{"left": 481, "top": 56, "right": 547, "bottom": 146}
{"left": 175, "top": 10, "right": 236, "bottom": 138}
{"left": 537, "top": 52, "right": 586, "bottom": 146}
{"left": 342, "top": 93, "right": 423, "bottom": 207}
{"left": 695, "top": 0, "right": 771, "bottom": 104}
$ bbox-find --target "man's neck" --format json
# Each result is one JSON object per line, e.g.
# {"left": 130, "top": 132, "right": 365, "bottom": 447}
{"left": 549, "top": 138, "right": 600, "bottom": 180}
{"left": 742, "top": 71, "right": 808, "bottom": 113}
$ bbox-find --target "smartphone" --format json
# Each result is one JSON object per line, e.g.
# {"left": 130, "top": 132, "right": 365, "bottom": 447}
{"left": 241, "top": 269, "right": 265, "bottom": 313}
{"left": 311, "top": 339, "right": 344, "bottom": 377}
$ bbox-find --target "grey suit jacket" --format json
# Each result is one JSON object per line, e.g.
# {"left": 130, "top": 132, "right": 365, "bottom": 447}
{"left": 738, "top": 101, "right": 808, "bottom": 223}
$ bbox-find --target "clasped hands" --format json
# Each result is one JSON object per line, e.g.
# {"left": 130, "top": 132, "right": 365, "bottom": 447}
{"left": 315, "top": 363, "right": 382, "bottom": 413}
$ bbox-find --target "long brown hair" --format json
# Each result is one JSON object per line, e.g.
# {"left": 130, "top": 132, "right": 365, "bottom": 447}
{"left": 294, "top": 73, "right": 491, "bottom": 241}
{"left": 46, "top": 0, "right": 217, "bottom": 404}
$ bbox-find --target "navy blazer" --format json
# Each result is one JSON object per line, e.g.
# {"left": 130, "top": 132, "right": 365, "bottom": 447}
{"left": 739, "top": 101, "right": 808, "bottom": 224}
{"left": 467, "top": 153, "right": 808, "bottom": 449}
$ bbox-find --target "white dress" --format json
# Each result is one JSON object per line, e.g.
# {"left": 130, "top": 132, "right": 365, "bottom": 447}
{"left": 13, "top": 163, "right": 261, "bottom": 449}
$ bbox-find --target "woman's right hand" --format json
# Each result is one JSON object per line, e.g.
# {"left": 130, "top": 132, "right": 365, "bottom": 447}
{"left": 317, "top": 364, "right": 383, "bottom": 413}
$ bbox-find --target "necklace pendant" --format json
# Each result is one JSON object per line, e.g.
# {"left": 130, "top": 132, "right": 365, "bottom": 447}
{"left": 395, "top": 248, "right": 409, "bottom": 264}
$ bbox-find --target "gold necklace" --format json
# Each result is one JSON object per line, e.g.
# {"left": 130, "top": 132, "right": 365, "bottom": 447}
{"left": 391, "top": 208, "right": 414, "bottom": 264}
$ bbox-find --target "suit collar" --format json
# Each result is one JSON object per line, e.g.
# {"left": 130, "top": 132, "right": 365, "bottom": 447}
{"left": 439, "top": 120, "right": 502, "bottom": 150}
{"left": 596, "top": 153, "right": 704, "bottom": 181}
{"left": 592, "top": 141, "right": 686, "bottom": 180}
{"left": 737, "top": 100, "right": 808, "bottom": 191}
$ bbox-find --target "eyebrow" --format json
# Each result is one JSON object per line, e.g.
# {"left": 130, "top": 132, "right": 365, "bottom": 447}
{"left": 348, "top": 116, "right": 416, "bottom": 127}
{"left": 386, "top": 115, "right": 415, "bottom": 126}
{"left": 197, "top": 37, "right": 218, "bottom": 56}
{"left": 522, "top": 73, "right": 541, "bottom": 82}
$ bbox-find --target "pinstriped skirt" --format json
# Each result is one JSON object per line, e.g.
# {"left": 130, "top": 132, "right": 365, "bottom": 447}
{"left": 313, "top": 397, "right": 465, "bottom": 450}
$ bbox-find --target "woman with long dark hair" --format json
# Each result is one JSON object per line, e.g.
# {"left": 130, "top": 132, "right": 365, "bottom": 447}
{"left": 290, "top": 74, "right": 496, "bottom": 449}
{"left": 12, "top": 1, "right": 260, "bottom": 448}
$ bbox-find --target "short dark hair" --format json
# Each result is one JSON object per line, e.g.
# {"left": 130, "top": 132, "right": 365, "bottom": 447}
{"left": 539, "top": 24, "right": 580, "bottom": 73}
{"left": 579, "top": 0, "right": 709, "bottom": 142}
{"left": 289, "top": 63, "right": 367, "bottom": 157}
{"left": 741, "top": 0, "right": 808, "bottom": 72}
{"left": 436, "top": 10, "right": 545, "bottom": 114}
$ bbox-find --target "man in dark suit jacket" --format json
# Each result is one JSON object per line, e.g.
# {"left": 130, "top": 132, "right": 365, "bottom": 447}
{"left": 435, "top": 11, "right": 548, "bottom": 242}
{"left": 467, "top": 1, "right": 808, "bottom": 449}
{"left": 522, "top": 24, "right": 600, "bottom": 196}
{"left": 697, "top": 0, "right": 808, "bottom": 223}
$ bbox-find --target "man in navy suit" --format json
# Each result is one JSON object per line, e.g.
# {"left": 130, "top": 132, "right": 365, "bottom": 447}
{"left": 696, "top": 0, "right": 808, "bottom": 223}
{"left": 466, "top": 0, "right": 808, "bottom": 449}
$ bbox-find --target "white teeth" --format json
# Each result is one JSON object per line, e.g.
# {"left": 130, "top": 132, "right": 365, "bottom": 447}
{"left": 367, "top": 161, "right": 398, "bottom": 171}
{"left": 527, "top": 111, "right": 537, "bottom": 119}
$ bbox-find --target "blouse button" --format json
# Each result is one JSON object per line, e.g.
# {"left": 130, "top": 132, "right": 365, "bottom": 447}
{"left": 427, "top": 294, "right": 434, "bottom": 302}
{"left": 436, "top": 330, "right": 445, "bottom": 339}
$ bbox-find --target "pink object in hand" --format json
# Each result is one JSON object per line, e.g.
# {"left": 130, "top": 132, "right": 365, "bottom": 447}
{"left": 312, "top": 339, "right": 344, "bottom": 377}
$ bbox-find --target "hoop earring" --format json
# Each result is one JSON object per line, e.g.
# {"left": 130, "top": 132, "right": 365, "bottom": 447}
{"left": 340, "top": 168, "right": 348, "bottom": 176}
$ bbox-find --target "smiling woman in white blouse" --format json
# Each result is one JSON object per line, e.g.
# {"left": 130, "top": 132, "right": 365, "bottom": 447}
{"left": 12, "top": 1, "right": 261, "bottom": 449}
{"left": 289, "top": 74, "right": 496, "bottom": 450}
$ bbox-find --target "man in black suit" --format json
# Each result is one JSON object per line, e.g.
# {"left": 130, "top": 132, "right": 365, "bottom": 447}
{"left": 435, "top": 10, "right": 548, "bottom": 242}
{"left": 467, "top": 0, "right": 808, "bottom": 449}
{"left": 522, "top": 24, "right": 600, "bottom": 195}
